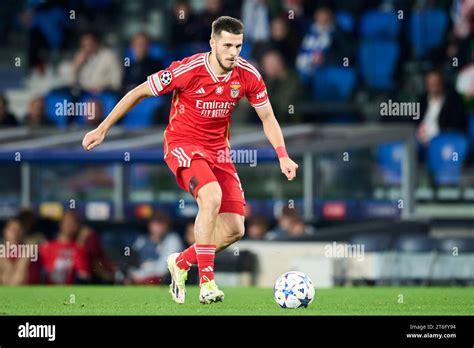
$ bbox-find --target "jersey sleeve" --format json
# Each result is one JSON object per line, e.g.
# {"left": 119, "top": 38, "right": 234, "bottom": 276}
{"left": 245, "top": 71, "right": 269, "bottom": 109}
{"left": 147, "top": 60, "right": 190, "bottom": 96}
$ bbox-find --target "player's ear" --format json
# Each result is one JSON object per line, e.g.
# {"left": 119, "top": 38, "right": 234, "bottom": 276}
{"left": 209, "top": 37, "right": 215, "bottom": 50}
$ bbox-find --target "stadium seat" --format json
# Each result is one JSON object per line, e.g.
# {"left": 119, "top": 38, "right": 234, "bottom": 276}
{"left": 121, "top": 96, "right": 164, "bottom": 128}
{"left": 377, "top": 142, "right": 403, "bottom": 185}
{"left": 360, "top": 10, "right": 400, "bottom": 40}
{"left": 76, "top": 91, "right": 120, "bottom": 125}
{"left": 358, "top": 41, "right": 399, "bottom": 90}
{"left": 392, "top": 235, "right": 436, "bottom": 283}
{"left": 101, "top": 228, "right": 141, "bottom": 265}
{"left": 350, "top": 233, "right": 392, "bottom": 252}
{"left": 312, "top": 66, "right": 356, "bottom": 101}
{"left": 432, "top": 238, "right": 474, "bottom": 283}
{"left": 468, "top": 113, "right": 474, "bottom": 151}
{"left": 44, "top": 90, "right": 74, "bottom": 128}
{"left": 394, "top": 234, "right": 435, "bottom": 252}
{"left": 427, "top": 133, "right": 468, "bottom": 185}
{"left": 126, "top": 42, "right": 174, "bottom": 67}
{"left": 409, "top": 8, "right": 448, "bottom": 59}
{"left": 436, "top": 238, "right": 474, "bottom": 253}
{"left": 336, "top": 11, "right": 355, "bottom": 33}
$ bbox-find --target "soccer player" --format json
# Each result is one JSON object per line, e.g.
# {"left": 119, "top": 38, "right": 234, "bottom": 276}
{"left": 82, "top": 16, "right": 299, "bottom": 304}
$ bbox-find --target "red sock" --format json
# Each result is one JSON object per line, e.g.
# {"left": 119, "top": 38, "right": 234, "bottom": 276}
{"left": 195, "top": 244, "right": 216, "bottom": 285}
{"left": 176, "top": 244, "right": 197, "bottom": 271}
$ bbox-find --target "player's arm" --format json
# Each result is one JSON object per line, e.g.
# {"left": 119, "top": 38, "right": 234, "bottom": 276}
{"left": 82, "top": 82, "right": 154, "bottom": 151}
{"left": 255, "top": 103, "right": 299, "bottom": 181}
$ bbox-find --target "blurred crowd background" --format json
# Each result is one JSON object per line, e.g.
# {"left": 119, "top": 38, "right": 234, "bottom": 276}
{"left": 0, "top": 0, "right": 473, "bottom": 287}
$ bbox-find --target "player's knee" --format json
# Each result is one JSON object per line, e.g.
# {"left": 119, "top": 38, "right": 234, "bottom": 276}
{"left": 197, "top": 182, "right": 222, "bottom": 214}
{"left": 232, "top": 221, "right": 245, "bottom": 241}
{"left": 226, "top": 219, "right": 245, "bottom": 242}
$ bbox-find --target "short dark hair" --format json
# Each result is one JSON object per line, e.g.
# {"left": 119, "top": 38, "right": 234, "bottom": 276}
{"left": 150, "top": 210, "right": 170, "bottom": 226}
{"left": 211, "top": 16, "right": 244, "bottom": 37}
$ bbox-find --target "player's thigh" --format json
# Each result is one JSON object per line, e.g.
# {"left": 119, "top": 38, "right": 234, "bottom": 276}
{"left": 213, "top": 163, "right": 245, "bottom": 216}
{"left": 179, "top": 158, "right": 220, "bottom": 201}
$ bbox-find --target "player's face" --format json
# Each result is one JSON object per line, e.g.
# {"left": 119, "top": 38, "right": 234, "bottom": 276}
{"left": 212, "top": 31, "right": 243, "bottom": 72}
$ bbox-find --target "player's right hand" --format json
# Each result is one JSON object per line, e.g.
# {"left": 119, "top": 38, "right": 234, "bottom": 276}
{"left": 82, "top": 127, "right": 105, "bottom": 151}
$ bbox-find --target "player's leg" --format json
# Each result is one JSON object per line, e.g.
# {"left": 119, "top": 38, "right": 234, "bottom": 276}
{"left": 213, "top": 212, "right": 245, "bottom": 252}
{"left": 168, "top": 158, "right": 224, "bottom": 303}
{"left": 167, "top": 158, "right": 219, "bottom": 304}
{"left": 212, "top": 164, "right": 246, "bottom": 252}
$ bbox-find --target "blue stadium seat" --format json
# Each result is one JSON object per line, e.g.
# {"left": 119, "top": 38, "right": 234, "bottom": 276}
{"left": 436, "top": 238, "right": 474, "bottom": 253}
{"left": 377, "top": 142, "right": 403, "bottom": 185}
{"left": 336, "top": 11, "right": 355, "bottom": 33}
{"left": 427, "top": 133, "right": 468, "bottom": 185}
{"left": 360, "top": 10, "right": 400, "bottom": 40}
{"left": 126, "top": 42, "right": 174, "bottom": 67}
{"left": 409, "top": 9, "right": 448, "bottom": 59}
{"left": 392, "top": 235, "right": 436, "bottom": 283}
{"left": 312, "top": 66, "right": 356, "bottom": 101}
{"left": 350, "top": 233, "right": 392, "bottom": 252}
{"left": 121, "top": 96, "right": 164, "bottom": 128}
{"left": 468, "top": 113, "right": 474, "bottom": 151}
{"left": 433, "top": 238, "right": 474, "bottom": 282}
{"left": 44, "top": 90, "right": 74, "bottom": 128}
{"left": 359, "top": 41, "right": 399, "bottom": 90}
{"left": 75, "top": 92, "right": 120, "bottom": 126}
{"left": 394, "top": 235, "right": 435, "bottom": 252}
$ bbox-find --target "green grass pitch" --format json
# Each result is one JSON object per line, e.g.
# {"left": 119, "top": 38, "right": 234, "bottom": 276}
{"left": 0, "top": 286, "right": 472, "bottom": 315}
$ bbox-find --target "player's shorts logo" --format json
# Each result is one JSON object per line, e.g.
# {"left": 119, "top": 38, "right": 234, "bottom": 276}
{"left": 160, "top": 71, "right": 172, "bottom": 85}
{"left": 216, "top": 85, "right": 224, "bottom": 95}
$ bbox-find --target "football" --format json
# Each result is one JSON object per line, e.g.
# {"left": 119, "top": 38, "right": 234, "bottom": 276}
{"left": 273, "top": 271, "right": 315, "bottom": 309}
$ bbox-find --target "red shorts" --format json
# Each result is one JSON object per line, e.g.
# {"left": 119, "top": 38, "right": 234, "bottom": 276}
{"left": 164, "top": 144, "right": 246, "bottom": 215}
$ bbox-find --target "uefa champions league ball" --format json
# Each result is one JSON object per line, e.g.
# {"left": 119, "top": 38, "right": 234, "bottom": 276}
{"left": 274, "top": 271, "right": 315, "bottom": 309}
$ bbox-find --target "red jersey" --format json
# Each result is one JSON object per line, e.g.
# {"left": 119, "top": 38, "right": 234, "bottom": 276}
{"left": 40, "top": 240, "right": 90, "bottom": 284}
{"left": 147, "top": 52, "right": 269, "bottom": 156}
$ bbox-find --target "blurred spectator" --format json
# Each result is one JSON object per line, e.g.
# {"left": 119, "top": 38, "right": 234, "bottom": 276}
{"left": 417, "top": 69, "right": 467, "bottom": 145}
{"left": 40, "top": 211, "right": 91, "bottom": 284}
{"left": 266, "top": 206, "right": 314, "bottom": 240}
{"left": 23, "top": 97, "right": 51, "bottom": 128}
{"left": 84, "top": 99, "right": 104, "bottom": 127}
{"left": 184, "top": 221, "right": 195, "bottom": 246}
{"left": 17, "top": 208, "right": 46, "bottom": 244}
{"left": 76, "top": 223, "right": 115, "bottom": 284}
{"left": 123, "top": 32, "right": 163, "bottom": 92}
{"left": 260, "top": 50, "right": 303, "bottom": 123}
{"left": 451, "top": 0, "right": 474, "bottom": 39}
{"left": 265, "top": 206, "right": 298, "bottom": 239}
{"left": 253, "top": 17, "right": 300, "bottom": 66}
{"left": 242, "top": 0, "right": 271, "bottom": 44}
{"left": 19, "top": 0, "right": 71, "bottom": 71}
{"left": 456, "top": 46, "right": 474, "bottom": 106}
{"left": 170, "top": 0, "right": 203, "bottom": 48}
{"left": 246, "top": 216, "right": 269, "bottom": 240}
{"left": 196, "top": 0, "right": 228, "bottom": 42}
{"left": 61, "top": 31, "right": 122, "bottom": 93}
{"left": 0, "top": 218, "right": 40, "bottom": 285}
{"left": 296, "top": 6, "right": 351, "bottom": 82}
{"left": 0, "top": 94, "right": 18, "bottom": 126}
{"left": 130, "top": 211, "right": 183, "bottom": 284}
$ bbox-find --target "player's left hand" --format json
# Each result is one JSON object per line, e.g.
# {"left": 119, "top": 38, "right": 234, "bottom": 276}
{"left": 280, "top": 157, "right": 299, "bottom": 181}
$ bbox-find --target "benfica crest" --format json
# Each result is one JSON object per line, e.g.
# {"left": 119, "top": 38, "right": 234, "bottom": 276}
{"left": 230, "top": 82, "right": 241, "bottom": 98}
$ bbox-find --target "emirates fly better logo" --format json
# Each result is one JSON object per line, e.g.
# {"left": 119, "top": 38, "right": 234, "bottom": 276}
{"left": 195, "top": 100, "right": 236, "bottom": 118}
